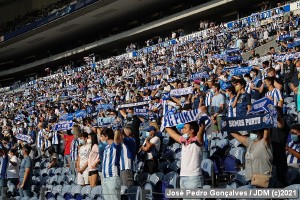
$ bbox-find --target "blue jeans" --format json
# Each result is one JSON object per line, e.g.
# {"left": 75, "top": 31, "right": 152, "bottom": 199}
{"left": 102, "top": 176, "right": 121, "bottom": 200}
{"left": 180, "top": 176, "right": 203, "bottom": 189}
{"left": 19, "top": 188, "right": 31, "bottom": 198}
{"left": 180, "top": 176, "right": 203, "bottom": 200}
{"left": 0, "top": 179, "right": 7, "bottom": 197}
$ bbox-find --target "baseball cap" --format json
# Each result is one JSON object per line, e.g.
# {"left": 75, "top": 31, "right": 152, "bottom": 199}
{"left": 145, "top": 126, "right": 157, "bottom": 132}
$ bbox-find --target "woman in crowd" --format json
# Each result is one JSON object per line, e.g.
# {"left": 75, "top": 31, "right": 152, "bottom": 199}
{"left": 230, "top": 129, "right": 273, "bottom": 188}
{"left": 88, "top": 132, "right": 99, "bottom": 187}
{"left": 7, "top": 148, "right": 19, "bottom": 186}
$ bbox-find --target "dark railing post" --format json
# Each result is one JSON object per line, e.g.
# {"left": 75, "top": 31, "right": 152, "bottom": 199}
{"left": 2, "top": 186, "right": 7, "bottom": 199}
{"left": 140, "top": 189, "right": 150, "bottom": 200}
{"left": 40, "top": 187, "right": 48, "bottom": 200}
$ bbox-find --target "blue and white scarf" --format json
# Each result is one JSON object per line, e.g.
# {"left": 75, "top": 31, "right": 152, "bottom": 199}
{"left": 117, "top": 101, "right": 150, "bottom": 109}
{"left": 170, "top": 87, "right": 193, "bottom": 97}
{"left": 134, "top": 108, "right": 149, "bottom": 116}
{"left": 190, "top": 72, "right": 210, "bottom": 80}
{"left": 161, "top": 109, "right": 203, "bottom": 131}
{"left": 53, "top": 121, "right": 74, "bottom": 131}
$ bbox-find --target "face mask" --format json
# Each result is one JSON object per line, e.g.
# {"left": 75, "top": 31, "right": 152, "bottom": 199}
{"left": 235, "top": 85, "right": 241, "bottom": 92}
{"left": 71, "top": 130, "right": 74, "bottom": 134}
{"left": 79, "top": 139, "right": 86, "bottom": 145}
{"left": 182, "top": 133, "right": 189, "bottom": 140}
{"left": 102, "top": 140, "right": 108, "bottom": 145}
{"left": 180, "top": 97, "right": 186, "bottom": 103}
{"left": 127, "top": 113, "right": 133, "bottom": 118}
{"left": 250, "top": 73, "right": 254, "bottom": 78}
{"left": 225, "top": 93, "right": 230, "bottom": 98}
{"left": 87, "top": 139, "right": 91, "bottom": 144}
{"left": 249, "top": 133, "right": 258, "bottom": 141}
{"left": 297, "top": 68, "right": 300, "bottom": 72}
{"left": 145, "top": 132, "right": 150, "bottom": 137}
{"left": 292, "top": 134, "right": 300, "bottom": 143}
{"left": 210, "top": 88, "right": 215, "bottom": 93}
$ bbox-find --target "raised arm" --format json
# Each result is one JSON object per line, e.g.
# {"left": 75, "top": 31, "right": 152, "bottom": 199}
{"left": 114, "top": 129, "right": 123, "bottom": 145}
{"left": 231, "top": 132, "right": 248, "bottom": 147}
{"left": 165, "top": 127, "right": 181, "bottom": 143}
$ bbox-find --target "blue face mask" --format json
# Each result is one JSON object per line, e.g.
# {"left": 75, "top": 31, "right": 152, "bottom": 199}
{"left": 145, "top": 132, "right": 150, "bottom": 137}
{"left": 102, "top": 140, "right": 108, "bottom": 145}
{"left": 225, "top": 93, "right": 229, "bottom": 98}
{"left": 127, "top": 113, "right": 133, "bottom": 118}
{"left": 291, "top": 134, "right": 300, "bottom": 143}
{"left": 249, "top": 133, "right": 258, "bottom": 141}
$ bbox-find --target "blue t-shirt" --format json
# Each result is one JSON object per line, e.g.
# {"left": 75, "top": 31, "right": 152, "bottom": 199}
{"left": 19, "top": 156, "right": 33, "bottom": 189}
{"left": 236, "top": 92, "right": 251, "bottom": 117}
{"left": 250, "top": 78, "right": 262, "bottom": 100}
{"left": 211, "top": 93, "right": 225, "bottom": 116}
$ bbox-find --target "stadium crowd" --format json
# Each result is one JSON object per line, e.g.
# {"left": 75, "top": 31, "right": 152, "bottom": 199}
{"left": 0, "top": 2, "right": 300, "bottom": 200}
{"left": 0, "top": 0, "right": 74, "bottom": 35}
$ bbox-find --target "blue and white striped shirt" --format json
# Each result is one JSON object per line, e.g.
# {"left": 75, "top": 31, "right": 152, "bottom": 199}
{"left": 227, "top": 96, "right": 236, "bottom": 117}
{"left": 205, "top": 92, "right": 212, "bottom": 107}
{"left": 37, "top": 129, "right": 44, "bottom": 148}
{"left": 265, "top": 88, "right": 283, "bottom": 107}
{"left": 51, "top": 131, "right": 59, "bottom": 145}
{"left": 70, "top": 139, "right": 79, "bottom": 161}
{"left": 120, "top": 138, "right": 136, "bottom": 171}
{"left": 287, "top": 140, "right": 300, "bottom": 164}
{"left": 44, "top": 131, "right": 53, "bottom": 149}
{"left": 102, "top": 143, "right": 122, "bottom": 178}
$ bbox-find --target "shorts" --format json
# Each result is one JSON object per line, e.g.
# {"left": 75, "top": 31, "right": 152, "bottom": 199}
{"left": 88, "top": 170, "right": 98, "bottom": 176}
{"left": 77, "top": 170, "right": 89, "bottom": 185}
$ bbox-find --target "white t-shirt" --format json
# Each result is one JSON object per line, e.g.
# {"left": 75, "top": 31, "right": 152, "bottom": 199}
{"left": 7, "top": 156, "right": 19, "bottom": 179}
{"left": 79, "top": 144, "right": 91, "bottom": 169}
{"left": 143, "top": 136, "right": 161, "bottom": 160}
{"left": 180, "top": 136, "right": 203, "bottom": 177}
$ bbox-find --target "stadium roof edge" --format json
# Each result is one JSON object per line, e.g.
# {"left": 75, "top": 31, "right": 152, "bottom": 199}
{"left": 0, "top": 0, "right": 234, "bottom": 77}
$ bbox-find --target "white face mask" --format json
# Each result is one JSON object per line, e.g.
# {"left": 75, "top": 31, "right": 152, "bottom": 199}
{"left": 249, "top": 133, "right": 258, "bottom": 141}
{"left": 87, "top": 139, "right": 91, "bottom": 144}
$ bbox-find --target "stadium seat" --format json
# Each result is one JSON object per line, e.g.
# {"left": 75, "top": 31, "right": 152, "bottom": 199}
{"left": 89, "top": 185, "right": 103, "bottom": 199}
{"left": 135, "top": 172, "right": 150, "bottom": 186}
{"left": 163, "top": 171, "right": 179, "bottom": 188}
{"left": 47, "top": 168, "right": 56, "bottom": 176}
{"left": 216, "top": 139, "right": 229, "bottom": 149}
{"left": 149, "top": 172, "right": 164, "bottom": 185}
{"left": 230, "top": 138, "right": 241, "bottom": 148}
{"left": 55, "top": 167, "right": 63, "bottom": 175}
{"left": 229, "top": 147, "right": 246, "bottom": 165}
{"left": 62, "top": 167, "right": 71, "bottom": 175}
{"left": 223, "top": 155, "right": 238, "bottom": 174}
{"left": 285, "top": 184, "right": 300, "bottom": 200}
{"left": 59, "top": 184, "right": 72, "bottom": 197}
{"left": 48, "top": 175, "right": 58, "bottom": 185}
{"left": 158, "top": 161, "right": 169, "bottom": 173}
{"left": 41, "top": 168, "right": 48, "bottom": 176}
{"left": 67, "top": 174, "right": 76, "bottom": 184}
{"left": 162, "top": 149, "right": 175, "bottom": 162}
{"left": 169, "top": 160, "right": 180, "bottom": 173}
{"left": 124, "top": 186, "right": 142, "bottom": 200}
{"left": 201, "top": 159, "right": 215, "bottom": 187}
